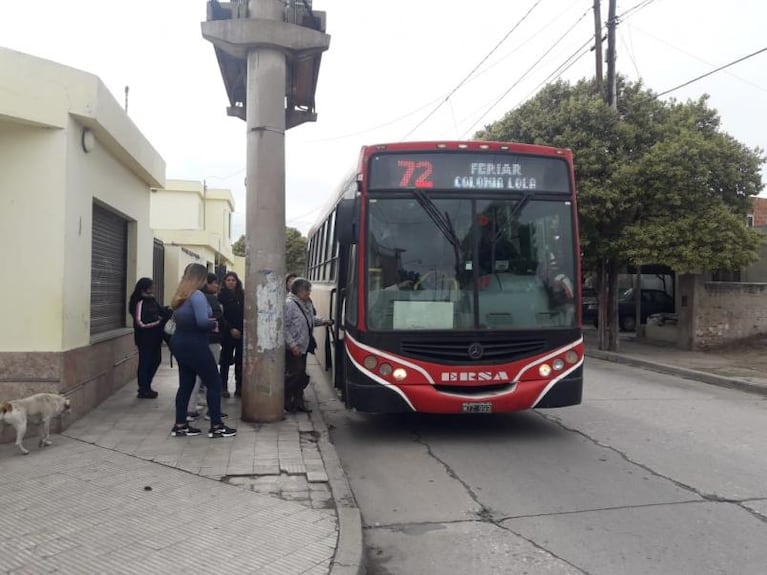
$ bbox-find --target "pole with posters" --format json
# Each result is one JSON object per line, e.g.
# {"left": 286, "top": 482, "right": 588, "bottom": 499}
{"left": 203, "top": 0, "right": 330, "bottom": 421}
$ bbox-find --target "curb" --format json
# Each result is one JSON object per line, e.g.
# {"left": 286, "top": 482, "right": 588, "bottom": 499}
{"left": 586, "top": 350, "right": 767, "bottom": 396}
{"left": 308, "top": 380, "right": 365, "bottom": 575}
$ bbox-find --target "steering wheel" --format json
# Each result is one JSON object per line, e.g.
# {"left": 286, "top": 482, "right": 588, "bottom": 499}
{"left": 413, "top": 270, "right": 459, "bottom": 292}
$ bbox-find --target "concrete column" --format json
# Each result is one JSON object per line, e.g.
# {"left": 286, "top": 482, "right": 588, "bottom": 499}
{"left": 242, "top": 0, "right": 286, "bottom": 422}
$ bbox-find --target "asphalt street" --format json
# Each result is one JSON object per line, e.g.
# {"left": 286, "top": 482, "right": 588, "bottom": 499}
{"left": 315, "top": 357, "right": 767, "bottom": 575}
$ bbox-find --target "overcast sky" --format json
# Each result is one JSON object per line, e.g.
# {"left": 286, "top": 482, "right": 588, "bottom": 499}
{"left": 2, "top": 0, "right": 765, "bottom": 240}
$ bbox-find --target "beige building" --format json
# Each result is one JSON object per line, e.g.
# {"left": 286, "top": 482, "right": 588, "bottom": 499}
{"left": 150, "top": 179, "right": 236, "bottom": 303}
{"left": 0, "top": 47, "right": 165, "bottom": 429}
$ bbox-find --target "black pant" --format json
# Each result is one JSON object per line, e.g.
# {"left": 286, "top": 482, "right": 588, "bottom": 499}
{"left": 220, "top": 336, "right": 243, "bottom": 392}
{"left": 136, "top": 341, "right": 162, "bottom": 393}
{"left": 284, "top": 351, "right": 309, "bottom": 409}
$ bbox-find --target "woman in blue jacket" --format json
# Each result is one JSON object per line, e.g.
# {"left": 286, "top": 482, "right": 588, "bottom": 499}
{"left": 169, "top": 263, "right": 237, "bottom": 439}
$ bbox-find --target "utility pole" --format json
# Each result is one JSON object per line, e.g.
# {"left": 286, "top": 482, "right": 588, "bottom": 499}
{"left": 599, "top": 0, "right": 619, "bottom": 351}
{"left": 203, "top": 0, "right": 330, "bottom": 422}
{"left": 592, "top": 0, "right": 603, "bottom": 96}
{"left": 606, "top": 0, "right": 618, "bottom": 109}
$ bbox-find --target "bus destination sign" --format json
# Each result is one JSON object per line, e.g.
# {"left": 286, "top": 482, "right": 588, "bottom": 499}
{"left": 368, "top": 152, "right": 570, "bottom": 193}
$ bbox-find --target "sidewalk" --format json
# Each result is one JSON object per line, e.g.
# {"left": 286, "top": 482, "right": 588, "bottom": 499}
{"left": 0, "top": 351, "right": 363, "bottom": 575}
{"left": 583, "top": 327, "right": 767, "bottom": 395}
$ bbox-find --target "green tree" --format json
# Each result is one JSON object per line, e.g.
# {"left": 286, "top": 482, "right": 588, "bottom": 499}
{"left": 478, "top": 77, "right": 765, "bottom": 350}
{"left": 232, "top": 234, "right": 245, "bottom": 257}
{"left": 231, "top": 228, "right": 307, "bottom": 276}
{"left": 286, "top": 227, "right": 307, "bottom": 275}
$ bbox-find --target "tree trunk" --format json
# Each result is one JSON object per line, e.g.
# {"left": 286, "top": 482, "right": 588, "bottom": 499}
{"left": 597, "top": 259, "right": 620, "bottom": 351}
{"left": 606, "top": 260, "right": 620, "bottom": 351}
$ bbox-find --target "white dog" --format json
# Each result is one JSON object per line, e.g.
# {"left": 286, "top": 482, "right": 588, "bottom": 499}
{"left": 0, "top": 393, "right": 71, "bottom": 455}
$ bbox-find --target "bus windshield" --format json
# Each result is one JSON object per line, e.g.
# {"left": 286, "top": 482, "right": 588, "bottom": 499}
{"left": 366, "top": 196, "right": 576, "bottom": 331}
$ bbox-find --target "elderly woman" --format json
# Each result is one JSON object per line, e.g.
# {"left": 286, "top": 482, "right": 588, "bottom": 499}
{"left": 284, "top": 278, "right": 332, "bottom": 412}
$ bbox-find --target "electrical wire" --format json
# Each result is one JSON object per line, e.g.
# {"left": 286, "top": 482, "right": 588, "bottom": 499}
{"left": 618, "top": 0, "right": 659, "bottom": 21}
{"left": 461, "top": 7, "right": 592, "bottom": 137}
{"left": 656, "top": 46, "right": 767, "bottom": 97}
{"left": 630, "top": 24, "right": 767, "bottom": 93}
{"left": 402, "top": 0, "right": 546, "bottom": 139}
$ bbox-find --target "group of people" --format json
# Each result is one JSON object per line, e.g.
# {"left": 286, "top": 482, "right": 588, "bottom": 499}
{"left": 128, "top": 265, "right": 243, "bottom": 438}
{"left": 128, "top": 266, "right": 331, "bottom": 438}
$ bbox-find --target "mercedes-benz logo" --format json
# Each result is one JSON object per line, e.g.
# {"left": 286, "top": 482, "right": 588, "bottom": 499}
{"left": 467, "top": 343, "right": 484, "bottom": 360}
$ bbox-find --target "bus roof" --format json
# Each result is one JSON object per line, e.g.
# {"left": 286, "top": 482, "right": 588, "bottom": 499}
{"left": 360, "top": 140, "right": 573, "bottom": 160}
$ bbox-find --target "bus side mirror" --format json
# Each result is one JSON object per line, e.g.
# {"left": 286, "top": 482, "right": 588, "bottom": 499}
{"left": 336, "top": 198, "right": 358, "bottom": 245}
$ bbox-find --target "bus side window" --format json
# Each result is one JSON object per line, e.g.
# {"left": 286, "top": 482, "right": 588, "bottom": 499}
{"left": 346, "top": 245, "right": 358, "bottom": 326}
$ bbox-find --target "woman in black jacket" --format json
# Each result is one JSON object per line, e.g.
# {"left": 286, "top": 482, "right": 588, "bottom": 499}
{"left": 128, "top": 277, "right": 169, "bottom": 399}
{"left": 218, "top": 271, "right": 244, "bottom": 397}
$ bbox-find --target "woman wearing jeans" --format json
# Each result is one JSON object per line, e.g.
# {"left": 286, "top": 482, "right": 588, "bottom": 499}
{"left": 169, "top": 263, "right": 236, "bottom": 439}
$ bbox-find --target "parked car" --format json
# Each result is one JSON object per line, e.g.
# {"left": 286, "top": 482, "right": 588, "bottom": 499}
{"left": 618, "top": 288, "right": 674, "bottom": 332}
{"left": 588, "top": 288, "right": 675, "bottom": 332}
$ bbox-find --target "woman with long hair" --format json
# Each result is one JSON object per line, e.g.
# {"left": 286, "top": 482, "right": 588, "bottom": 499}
{"left": 128, "top": 277, "right": 167, "bottom": 399}
{"left": 218, "top": 271, "right": 244, "bottom": 398}
{"left": 169, "top": 263, "right": 236, "bottom": 438}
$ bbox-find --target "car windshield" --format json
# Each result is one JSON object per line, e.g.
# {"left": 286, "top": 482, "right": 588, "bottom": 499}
{"left": 365, "top": 196, "right": 577, "bottom": 331}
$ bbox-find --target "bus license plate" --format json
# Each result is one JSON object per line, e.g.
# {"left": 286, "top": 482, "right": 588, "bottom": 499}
{"left": 462, "top": 402, "right": 492, "bottom": 414}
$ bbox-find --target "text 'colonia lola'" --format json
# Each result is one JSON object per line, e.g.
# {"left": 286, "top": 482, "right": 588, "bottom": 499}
{"left": 453, "top": 162, "right": 537, "bottom": 190}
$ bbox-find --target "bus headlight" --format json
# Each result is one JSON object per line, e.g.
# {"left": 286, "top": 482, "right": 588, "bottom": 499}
{"left": 552, "top": 359, "right": 565, "bottom": 371}
{"left": 392, "top": 368, "right": 407, "bottom": 381}
{"left": 538, "top": 363, "right": 552, "bottom": 377}
{"left": 379, "top": 363, "right": 393, "bottom": 377}
{"left": 363, "top": 355, "right": 378, "bottom": 370}
{"left": 565, "top": 350, "right": 579, "bottom": 364}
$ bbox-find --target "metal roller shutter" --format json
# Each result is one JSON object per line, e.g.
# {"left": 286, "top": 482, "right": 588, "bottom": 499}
{"left": 90, "top": 204, "right": 128, "bottom": 334}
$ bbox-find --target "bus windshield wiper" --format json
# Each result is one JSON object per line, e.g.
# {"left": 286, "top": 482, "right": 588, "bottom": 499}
{"left": 510, "top": 191, "right": 533, "bottom": 220}
{"left": 411, "top": 190, "right": 463, "bottom": 269}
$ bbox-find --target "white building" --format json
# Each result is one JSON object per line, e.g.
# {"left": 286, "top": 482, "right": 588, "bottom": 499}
{"left": 0, "top": 47, "right": 165, "bottom": 430}
{"left": 150, "top": 179, "right": 236, "bottom": 304}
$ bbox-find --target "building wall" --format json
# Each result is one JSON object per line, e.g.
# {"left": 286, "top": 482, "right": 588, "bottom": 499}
{"left": 750, "top": 197, "right": 767, "bottom": 227}
{"left": 232, "top": 255, "right": 246, "bottom": 282}
{"left": 0, "top": 48, "right": 165, "bottom": 442}
{"left": 204, "top": 188, "right": 235, "bottom": 263}
{"left": 741, "top": 226, "right": 767, "bottom": 282}
{"left": 0, "top": 122, "right": 67, "bottom": 352}
{"left": 64, "top": 116, "right": 155, "bottom": 349}
{"left": 162, "top": 244, "right": 208, "bottom": 304}
{"left": 150, "top": 188, "right": 204, "bottom": 230}
{"left": 693, "top": 281, "right": 767, "bottom": 349}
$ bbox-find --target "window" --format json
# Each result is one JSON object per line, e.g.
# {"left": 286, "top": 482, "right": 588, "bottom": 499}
{"left": 365, "top": 196, "right": 576, "bottom": 330}
{"left": 747, "top": 214, "right": 754, "bottom": 227}
{"left": 91, "top": 203, "right": 128, "bottom": 334}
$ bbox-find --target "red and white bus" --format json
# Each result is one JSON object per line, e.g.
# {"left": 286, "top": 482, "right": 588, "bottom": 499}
{"left": 306, "top": 141, "right": 583, "bottom": 414}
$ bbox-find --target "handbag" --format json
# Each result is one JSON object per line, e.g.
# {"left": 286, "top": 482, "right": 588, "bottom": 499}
{"left": 307, "top": 334, "right": 317, "bottom": 355}
{"left": 163, "top": 315, "right": 176, "bottom": 336}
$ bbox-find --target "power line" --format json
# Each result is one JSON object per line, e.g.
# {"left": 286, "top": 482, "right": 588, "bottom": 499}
{"left": 455, "top": 35, "right": 592, "bottom": 137}
{"left": 301, "top": 94, "right": 444, "bottom": 143}
{"left": 402, "top": 0, "right": 545, "bottom": 139}
{"left": 459, "top": 0, "right": 664, "bottom": 136}
{"left": 528, "top": 36, "right": 594, "bottom": 95}
{"left": 461, "top": 7, "right": 592, "bottom": 137}
{"left": 618, "top": 0, "right": 658, "bottom": 21}
{"left": 300, "top": 1, "right": 596, "bottom": 145}
{"left": 630, "top": 23, "right": 767, "bottom": 93}
{"left": 656, "top": 46, "right": 767, "bottom": 97}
